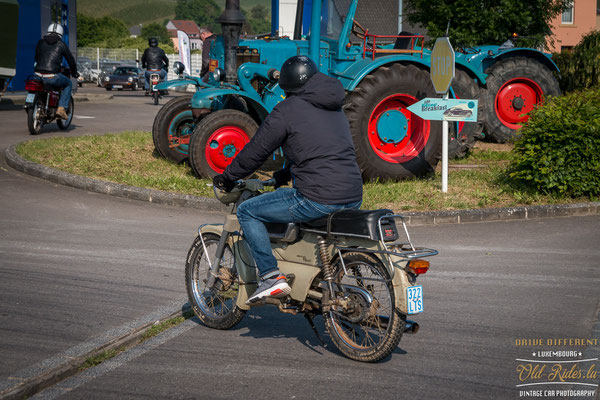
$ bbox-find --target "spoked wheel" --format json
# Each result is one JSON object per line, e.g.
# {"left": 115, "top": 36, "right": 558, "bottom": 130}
{"left": 152, "top": 95, "right": 194, "bottom": 163}
{"left": 188, "top": 109, "right": 257, "bottom": 178}
{"left": 324, "top": 252, "right": 404, "bottom": 362}
{"left": 345, "top": 63, "right": 442, "bottom": 180}
{"left": 481, "top": 56, "right": 560, "bottom": 143}
{"left": 27, "top": 97, "right": 44, "bottom": 135}
{"left": 185, "top": 233, "right": 246, "bottom": 329}
{"left": 57, "top": 97, "right": 74, "bottom": 130}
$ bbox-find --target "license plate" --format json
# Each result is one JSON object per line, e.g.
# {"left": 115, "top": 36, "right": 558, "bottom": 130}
{"left": 25, "top": 93, "right": 35, "bottom": 104}
{"left": 407, "top": 285, "right": 423, "bottom": 314}
{"left": 113, "top": 85, "right": 122, "bottom": 89}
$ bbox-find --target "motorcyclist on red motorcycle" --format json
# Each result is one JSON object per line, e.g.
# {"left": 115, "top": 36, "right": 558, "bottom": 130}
{"left": 34, "top": 23, "right": 77, "bottom": 120}
{"left": 141, "top": 37, "right": 169, "bottom": 95}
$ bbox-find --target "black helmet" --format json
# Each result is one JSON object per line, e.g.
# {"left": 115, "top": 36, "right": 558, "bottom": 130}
{"left": 148, "top": 37, "right": 158, "bottom": 47}
{"left": 279, "top": 55, "right": 318, "bottom": 93}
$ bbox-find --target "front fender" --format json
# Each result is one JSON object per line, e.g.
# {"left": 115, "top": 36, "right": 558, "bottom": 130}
{"left": 191, "top": 88, "right": 270, "bottom": 121}
{"left": 198, "top": 224, "right": 256, "bottom": 311}
{"left": 155, "top": 77, "right": 207, "bottom": 91}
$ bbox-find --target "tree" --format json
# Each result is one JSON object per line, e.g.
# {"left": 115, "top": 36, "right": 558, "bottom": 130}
{"left": 141, "top": 22, "right": 170, "bottom": 45}
{"left": 403, "top": 0, "right": 571, "bottom": 48}
{"left": 175, "top": 0, "right": 221, "bottom": 29}
{"left": 77, "top": 14, "right": 129, "bottom": 46}
{"left": 250, "top": 4, "right": 269, "bottom": 21}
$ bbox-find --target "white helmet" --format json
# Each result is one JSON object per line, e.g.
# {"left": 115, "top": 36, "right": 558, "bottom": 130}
{"left": 47, "top": 23, "right": 64, "bottom": 37}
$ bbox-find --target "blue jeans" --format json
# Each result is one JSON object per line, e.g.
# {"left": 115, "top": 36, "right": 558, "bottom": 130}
{"left": 237, "top": 188, "right": 362, "bottom": 278}
{"left": 43, "top": 73, "right": 72, "bottom": 108}
{"left": 144, "top": 69, "right": 167, "bottom": 90}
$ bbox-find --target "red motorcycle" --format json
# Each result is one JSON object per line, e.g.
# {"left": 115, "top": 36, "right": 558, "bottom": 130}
{"left": 23, "top": 71, "right": 74, "bottom": 135}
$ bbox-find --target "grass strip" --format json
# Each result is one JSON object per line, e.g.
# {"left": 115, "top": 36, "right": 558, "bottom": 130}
{"left": 79, "top": 309, "right": 195, "bottom": 373}
{"left": 16, "top": 131, "right": 596, "bottom": 211}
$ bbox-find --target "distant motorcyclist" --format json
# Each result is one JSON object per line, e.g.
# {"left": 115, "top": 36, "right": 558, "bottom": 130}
{"left": 141, "top": 37, "right": 169, "bottom": 93}
{"left": 34, "top": 23, "right": 77, "bottom": 120}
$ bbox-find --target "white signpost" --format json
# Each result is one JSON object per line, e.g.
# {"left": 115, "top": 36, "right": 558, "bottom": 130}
{"left": 430, "top": 37, "right": 455, "bottom": 193}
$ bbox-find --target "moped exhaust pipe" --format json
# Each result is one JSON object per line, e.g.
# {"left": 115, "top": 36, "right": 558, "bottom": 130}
{"left": 404, "top": 320, "right": 420, "bottom": 334}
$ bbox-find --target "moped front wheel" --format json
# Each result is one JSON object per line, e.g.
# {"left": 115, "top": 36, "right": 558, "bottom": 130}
{"left": 324, "top": 252, "right": 405, "bottom": 362}
{"left": 185, "top": 233, "right": 246, "bottom": 329}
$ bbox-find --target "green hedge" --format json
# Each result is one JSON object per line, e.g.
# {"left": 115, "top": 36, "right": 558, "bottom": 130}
{"left": 553, "top": 30, "right": 600, "bottom": 93}
{"left": 507, "top": 87, "right": 600, "bottom": 197}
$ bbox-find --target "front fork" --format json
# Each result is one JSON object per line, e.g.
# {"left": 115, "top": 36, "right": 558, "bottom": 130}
{"left": 204, "top": 230, "right": 231, "bottom": 289}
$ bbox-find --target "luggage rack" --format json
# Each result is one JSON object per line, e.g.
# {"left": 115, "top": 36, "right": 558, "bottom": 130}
{"left": 333, "top": 214, "right": 437, "bottom": 281}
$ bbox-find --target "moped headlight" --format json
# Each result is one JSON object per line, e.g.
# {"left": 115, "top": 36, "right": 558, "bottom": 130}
{"left": 127, "top": 77, "right": 133, "bottom": 82}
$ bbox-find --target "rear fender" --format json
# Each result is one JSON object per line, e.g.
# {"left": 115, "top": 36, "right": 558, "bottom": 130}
{"left": 485, "top": 48, "right": 560, "bottom": 74}
{"left": 335, "top": 55, "right": 431, "bottom": 91}
{"left": 329, "top": 237, "right": 411, "bottom": 314}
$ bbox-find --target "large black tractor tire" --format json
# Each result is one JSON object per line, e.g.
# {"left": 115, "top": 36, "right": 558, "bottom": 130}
{"left": 152, "top": 95, "right": 194, "bottom": 163}
{"left": 481, "top": 56, "right": 561, "bottom": 143}
{"left": 344, "top": 63, "right": 442, "bottom": 181}
{"left": 188, "top": 109, "right": 258, "bottom": 179}
{"left": 449, "top": 68, "right": 483, "bottom": 158}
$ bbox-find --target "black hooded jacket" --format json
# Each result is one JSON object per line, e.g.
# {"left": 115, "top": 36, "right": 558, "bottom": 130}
{"left": 34, "top": 34, "right": 77, "bottom": 75}
{"left": 223, "top": 72, "right": 363, "bottom": 205}
{"left": 141, "top": 46, "right": 169, "bottom": 71}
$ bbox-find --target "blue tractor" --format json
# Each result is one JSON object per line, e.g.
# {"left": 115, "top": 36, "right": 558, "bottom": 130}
{"left": 153, "top": 0, "right": 560, "bottom": 180}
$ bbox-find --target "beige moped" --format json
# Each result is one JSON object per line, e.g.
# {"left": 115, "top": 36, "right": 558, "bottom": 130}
{"left": 185, "top": 179, "right": 437, "bottom": 362}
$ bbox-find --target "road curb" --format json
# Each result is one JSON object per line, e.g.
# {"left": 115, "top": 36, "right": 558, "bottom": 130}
{"left": 5, "top": 144, "right": 227, "bottom": 213}
{"left": 5, "top": 144, "right": 600, "bottom": 224}
{"left": 0, "top": 300, "right": 190, "bottom": 400}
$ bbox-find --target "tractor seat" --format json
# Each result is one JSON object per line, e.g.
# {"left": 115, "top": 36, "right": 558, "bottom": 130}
{"left": 300, "top": 209, "right": 399, "bottom": 241}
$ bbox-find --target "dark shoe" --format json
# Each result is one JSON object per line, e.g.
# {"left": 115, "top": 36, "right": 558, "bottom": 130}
{"left": 246, "top": 274, "right": 291, "bottom": 304}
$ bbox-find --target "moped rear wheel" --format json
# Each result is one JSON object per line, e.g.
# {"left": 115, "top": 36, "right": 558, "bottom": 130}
{"left": 27, "top": 98, "right": 44, "bottom": 135}
{"left": 324, "top": 252, "right": 404, "bottom": 362}
{"left": 185, "top": 233, "right": 246, "bottom": 329}
{"left": 57, "top": 97, "right": 74, "bottom": 130}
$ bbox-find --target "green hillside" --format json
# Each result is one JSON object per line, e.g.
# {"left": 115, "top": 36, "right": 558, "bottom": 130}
{"left": 78, "top": 0, "right": 271, "bottom": 27}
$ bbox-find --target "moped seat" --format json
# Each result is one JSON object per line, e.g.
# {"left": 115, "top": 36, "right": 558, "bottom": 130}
{"left": 300, "top": 209, "right": 399, "bottom": 241}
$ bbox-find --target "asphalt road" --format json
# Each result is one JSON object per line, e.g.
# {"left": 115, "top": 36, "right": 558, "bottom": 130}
{"left": 1, "top": 87, "right": 599, "bottom": 399}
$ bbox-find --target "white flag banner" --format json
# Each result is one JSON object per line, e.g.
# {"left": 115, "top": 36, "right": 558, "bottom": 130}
{"left": 177, "top": 30, "right": 191, "bottom": 75}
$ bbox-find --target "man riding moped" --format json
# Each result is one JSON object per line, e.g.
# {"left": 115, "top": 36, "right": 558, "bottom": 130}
{"left": 141, "top": 37, "right": 169, "bottom": 95}
{"left": 34, "top": 23, "right": 77, "bottom": 120}
{"left": 213, "top": 55, "right": 364, "bottom": 305}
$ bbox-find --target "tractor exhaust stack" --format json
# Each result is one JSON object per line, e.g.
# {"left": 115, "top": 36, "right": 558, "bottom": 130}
{"left": 218, "top": 0, "right": 245, "bottom": 84}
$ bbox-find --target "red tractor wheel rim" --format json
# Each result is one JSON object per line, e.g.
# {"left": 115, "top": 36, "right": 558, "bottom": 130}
{"left": 367, "top": 94, "right": 430, "bottom": 163}
{"left": 204, "top": 126, "right": 250, "bottom": 173}
{"left": 495, "top": 77, "right": 543, "bottom": 129}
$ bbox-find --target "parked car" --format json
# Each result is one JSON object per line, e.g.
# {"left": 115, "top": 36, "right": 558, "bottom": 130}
{"left": 104, "top": 66, "right": 145, "bottom": 91}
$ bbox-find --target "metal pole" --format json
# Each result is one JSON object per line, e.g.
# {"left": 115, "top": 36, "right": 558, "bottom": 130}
{"left": 309, "top": 0, "right": 322, "bottom": 65}
{"left": 96, "top": 47, "right": 100, "bottom": 70}
{"left": 398, "top": 0, "right": 402, "bottom": 33}
{"left": 442, "top": 91, "right": 449, "bottom": 193}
